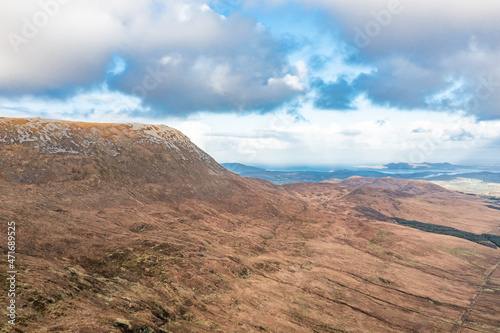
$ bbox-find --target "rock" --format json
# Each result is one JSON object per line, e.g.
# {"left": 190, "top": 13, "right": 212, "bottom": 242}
{"left": 113, "top": 318, "right": 133, "bottom": 332}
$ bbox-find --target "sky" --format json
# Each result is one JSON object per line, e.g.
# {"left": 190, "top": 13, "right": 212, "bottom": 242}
{"left": 1, "top": 0, "right": 500, "bottom": 167}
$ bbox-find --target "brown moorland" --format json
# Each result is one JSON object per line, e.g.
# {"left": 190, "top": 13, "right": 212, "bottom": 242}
{"left": 0, "top": 117, "right": 499, "bottom": 332}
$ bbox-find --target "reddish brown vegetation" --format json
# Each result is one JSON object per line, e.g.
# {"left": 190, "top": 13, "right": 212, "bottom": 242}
{"left": 0, "top": 118, "right": 499, "bottom": 332}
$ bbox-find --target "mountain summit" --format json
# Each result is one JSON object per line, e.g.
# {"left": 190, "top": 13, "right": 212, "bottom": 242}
{"left": 0, "top": 117, "right": 225, "bottom": 184}
{"left": 0, "top": 117, "right": 297, "bottom": 212}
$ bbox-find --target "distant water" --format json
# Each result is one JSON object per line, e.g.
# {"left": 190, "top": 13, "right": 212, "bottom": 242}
{"left": 351, "top": 167, "right": 500, "bottom": 178}
{"left": 266, "top": 165, "right": 500, "bottom": 173}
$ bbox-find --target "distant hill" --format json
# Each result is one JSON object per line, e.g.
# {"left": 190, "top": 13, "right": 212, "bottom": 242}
{"left": 223, "top": 163, "right": 500, "bottom": 186}
{"left": 220, "top": 163, "right": 446, "bottom": 185}
{"left": 222, "top": 168, "right": 391, "bottom": 185}
{"left": 221, "top": 163, "right": 402, "bottom": 184}
{"left": 338, "top": 176, "right": 451, "bottom": 196}
{"left": 383, "top": 162, "right": 472, "bottom": 170}
{"left": 221, "top": 163, "right": 266, "bottom": 174}
{"left": 427, "top": 171, "right": 500, "bottom": 183}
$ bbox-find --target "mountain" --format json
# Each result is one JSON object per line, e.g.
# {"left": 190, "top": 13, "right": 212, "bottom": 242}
{"left": 383, "top": 162, "right": 472, "bottom": 170}
{"left": 0, "top": 118, "right": 298, "bottom": 214}
{"left": 427, "top": 171, "right": 500, "bottom": 183}
{"left": 221, "top": 163, "right": 266, "bottom": 174}
{"left": 222, "top": 163, "right": 392, "bottom": 185}
{"left": 1, "top": 117, "right": 499, "bottom": 332}
{"left": 222, "top": 163, "right": 500, "bottom": 195}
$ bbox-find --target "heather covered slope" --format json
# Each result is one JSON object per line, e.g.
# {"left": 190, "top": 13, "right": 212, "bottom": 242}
{"left": 0, "top": 118, "right": 499, "bottom": 332}
{"left": 0, "top": 117, "right": 299, "bottom": 214}
{"left": 0, "top": 118, "right": 232, "bottom": 200}
{"left": 337, "top": 176, "right": 451, "bottom": 196}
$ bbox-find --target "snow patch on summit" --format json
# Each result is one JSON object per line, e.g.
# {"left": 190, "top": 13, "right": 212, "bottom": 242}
{"left": 0, "top": 118, "right": 97, "bottom": 155}
{"left": 125, "top": 123, "right": 213, "bottom": 163}
{"left": 0, "top": 118, "right": 216, "bottom": 164}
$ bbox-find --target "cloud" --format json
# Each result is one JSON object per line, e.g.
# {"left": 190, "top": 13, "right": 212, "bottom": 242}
{"left": 177, "top": 109, "right": 500, "bottom": 165}
{"left": 247, "top": 0, "right": 500, "bottom": 119}
{"left": 312, "top": 76, "right": 357, "bottom": 110}
{"left": 353, "top": 57, "right": 446, "bottom": 109}
{"left": 0, "top": 0, "right": 123, "bottom": 95}
{"left": 2, "top": 0, "right": 500, "bottom": 120}
{"left": 448, "top": 129, "right": 475, "bottom": 142}
{"left": 412, "top": 128, "right": 431, "bottom": 134}
{"left": 0, "top": 0, "right": 306, "bottom": 116}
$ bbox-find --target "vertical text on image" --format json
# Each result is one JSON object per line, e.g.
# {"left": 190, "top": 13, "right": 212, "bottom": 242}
{"left": 6, "top": 221, "right": 17, "bottom": 326}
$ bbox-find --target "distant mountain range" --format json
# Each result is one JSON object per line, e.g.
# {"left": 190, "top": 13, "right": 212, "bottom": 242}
{"left": 382, "top": 162, "right": 473, "bottom": 170}
{"left": 219, "top": 163, "right": 266, "bottom": 174}
{"left": 428, "top": 171, "right": 500, "bottom": 183}
{"left": 222, "top": 163, "right": 500, "bottom": 185}
{"left": 222, "top": 163, "right": 391, "bottom": 184}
